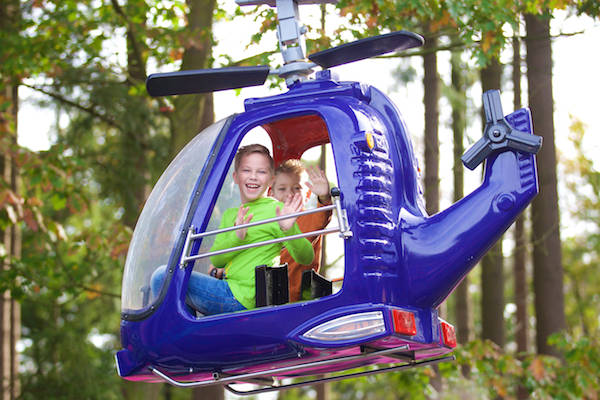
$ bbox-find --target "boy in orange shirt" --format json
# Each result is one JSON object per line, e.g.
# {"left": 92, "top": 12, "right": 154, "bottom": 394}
{"left": 269, "top": 160, "right": 332, "bottom": 302}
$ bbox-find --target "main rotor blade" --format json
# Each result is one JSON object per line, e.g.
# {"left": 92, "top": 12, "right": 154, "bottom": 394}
{"left": 146, "top": 66, "right": 270, "bottom": 97}
{"left": 308, "top": 31, "right": 424, "bottom": 69}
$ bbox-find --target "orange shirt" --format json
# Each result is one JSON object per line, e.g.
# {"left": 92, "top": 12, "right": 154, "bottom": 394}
{"left": 280, "top": 200, "right": 332, "bottom": 302}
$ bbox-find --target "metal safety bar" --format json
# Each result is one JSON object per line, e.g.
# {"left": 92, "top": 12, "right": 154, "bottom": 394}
{"left": 225, "top": 355, "right": 455, "bottom": 396}
{"left": 191, "top": 204, "right": 335, "bottom": 239}
{"left": 183, "top": 227, "right": 341, "bottom": 266}
{"left": 148, "top": 348, "right": 455, "bottom": 394}
{"left": 179, "top": 188, "right": 351, "bottom": 268}
{"left": 149, "top": 346, "right": 407, "bottom": 388}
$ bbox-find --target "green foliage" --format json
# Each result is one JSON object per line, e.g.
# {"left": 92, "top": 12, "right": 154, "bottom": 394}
{"left": 0, "top": 138, "right": 131, "bottom": 399}
{"left": 0, "top": 138, "right": 130, "bottom": 398}
{"left": 2, "top": 1, "right": 214, "bottom": 398}
{"left": 318, "top": 335, "right": 599, "bottom": 399}
{"left": 575, "top": 0, "right": 600, "bottom": 17}
{"left": 18, "top": 290, "right": 122, "bottom": 400}
{"left": 521, "top": 334, "right": 600, "bottom": 399}
{"left": 335, "top": 0, "right": 519, "bottom": 63}
{"left": 561, "top": 119, "right": 600, "bottom": 338}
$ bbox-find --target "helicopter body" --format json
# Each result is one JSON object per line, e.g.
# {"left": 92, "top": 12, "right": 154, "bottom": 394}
{"left": 116, "top": 69, "right": 540, "bottom": 392}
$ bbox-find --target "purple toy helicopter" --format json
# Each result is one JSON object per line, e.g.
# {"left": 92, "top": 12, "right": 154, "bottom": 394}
{"left": 116, "top": 0, "right": 542, "bottom": 395}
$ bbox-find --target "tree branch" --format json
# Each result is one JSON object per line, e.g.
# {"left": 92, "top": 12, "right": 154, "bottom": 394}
{"left": 79, "top": 284, "right": 121, "bottom": 299}
{"left": 21, "top": 83, "right": 122, "bottom": 130}
{"left": 110, "top": 0, "right": 147, "bottom": 83}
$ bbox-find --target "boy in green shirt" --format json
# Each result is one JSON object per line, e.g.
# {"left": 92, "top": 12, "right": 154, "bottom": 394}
{"left": 191, "top": 144, "right": 313, "bottom": 314}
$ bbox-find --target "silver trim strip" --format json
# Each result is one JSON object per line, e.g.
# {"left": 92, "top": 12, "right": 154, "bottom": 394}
{"left": 225, "top": 355, "right": 455, "bottom": 395}
{"left": 148, "top": 351, "right": 455, "bottom": 393}
{"left": 149, "top": 346, "right": 409, "bottom": 388}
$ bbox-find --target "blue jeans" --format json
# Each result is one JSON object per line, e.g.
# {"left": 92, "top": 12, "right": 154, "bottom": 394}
{"left": 150, "top": 266, "right": 246, "bottom": 316}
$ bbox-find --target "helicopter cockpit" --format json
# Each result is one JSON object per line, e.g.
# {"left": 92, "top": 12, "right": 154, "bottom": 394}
{"left": 121, "top": 112, "right": 346, "bottom": 319}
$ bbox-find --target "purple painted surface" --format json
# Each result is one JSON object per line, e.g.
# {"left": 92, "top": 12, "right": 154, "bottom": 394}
{"left": 116, "top": 72, "right": 539, "bottom": 382}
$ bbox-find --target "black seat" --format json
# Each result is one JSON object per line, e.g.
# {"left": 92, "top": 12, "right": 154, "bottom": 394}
{"left": 255, "top": 264, "right": 290, "bottom": 307}
{"left": 300, "top": 270, "right": 332, "bottom": 301}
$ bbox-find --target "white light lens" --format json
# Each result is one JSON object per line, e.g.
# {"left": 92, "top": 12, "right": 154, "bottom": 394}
{"left": 303, "top": 311, "right": 386, "bottom": 341}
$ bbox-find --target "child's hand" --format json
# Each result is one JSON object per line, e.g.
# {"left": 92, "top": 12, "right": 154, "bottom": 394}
{"left": 235, "top": 205, "right": 253, "bottom": 240}
{"left": 276, "top": 192, "right": 303, "bottom": 232}
{"left": 305, "top": 166, "right": 331, "bottom": 204}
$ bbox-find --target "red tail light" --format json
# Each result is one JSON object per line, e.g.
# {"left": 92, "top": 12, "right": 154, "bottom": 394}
{"left": 392, "top": 309, "right": 417, "bottom": 336}
{"left": 440, "top": 320, "right": 456, "bottom": 348}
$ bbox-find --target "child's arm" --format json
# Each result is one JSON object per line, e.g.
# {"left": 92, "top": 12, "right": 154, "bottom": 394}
{"left": 209, "top": 208, "right": 247, "bottom": 267}
{"left": 282, "top": 224, "right": 314, "bottom": 265}
{"left": 277, "top": 194, "right": 314, "bottom": 265}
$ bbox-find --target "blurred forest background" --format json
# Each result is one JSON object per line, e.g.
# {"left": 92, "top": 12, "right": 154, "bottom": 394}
{"left": 1, "top": 0, "right": 599, "bottom": 399}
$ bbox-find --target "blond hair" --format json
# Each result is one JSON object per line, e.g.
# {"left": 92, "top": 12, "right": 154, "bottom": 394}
{"left": 234, "top": 144, "right": 274, "bottom": 172}
{"left": 275, "top": 159, "right": 304, "bottom": 178}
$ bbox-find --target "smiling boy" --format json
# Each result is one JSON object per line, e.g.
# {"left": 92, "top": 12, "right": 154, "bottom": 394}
{"left": 202, "top": 144, "right": 314, "bottom": 313}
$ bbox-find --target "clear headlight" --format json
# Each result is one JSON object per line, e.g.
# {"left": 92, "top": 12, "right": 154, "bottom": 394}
{"left": 302, "top": 311, "right": 386, "bottom": 342}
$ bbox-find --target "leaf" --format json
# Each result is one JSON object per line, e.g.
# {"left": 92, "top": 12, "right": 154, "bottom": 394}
{"left": 5, "top": 205, "right": 17, "bottom": 224}
{"left": 50, "top": 194, "right": 67, "bottom": 211}
{"left": 85, "top": 283, "right": 102, "bottom": 299}
{"left": 22, "top": 208, "right": 39, "bottom": 231}
{"left": 27, "top": 196, "right": 43, "bottom": 207}
{"left": 110, "top": 242, "right": 129, "bottom": 260}
{"left": 528, "top": 357, "right": 547, "bottom": 381}
{"left": 492, "top": 378, "right": 508, "bottom": 397}
{"left": 481, "top": 31, "right": 495, "bottom": 54}
{"left": 430, "top": 10, "right": 457, "bottom": 32}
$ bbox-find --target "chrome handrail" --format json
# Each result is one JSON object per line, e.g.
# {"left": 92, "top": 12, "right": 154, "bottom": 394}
{"left": 183, "top": 227, "right": 341, "bottom": 264}
{"left": 190, "top": 204, "right": 336, "bottom": 239}
{"left": 179, "top": 188, "right": 351, "bottom": 268}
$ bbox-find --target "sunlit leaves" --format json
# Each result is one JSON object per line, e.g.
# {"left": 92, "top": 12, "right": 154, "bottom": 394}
{"left": 560, "top": 118, "right": 600, "bottom": 338}
{"left": 320, "top": 334, "right": 598, "bottom": 399}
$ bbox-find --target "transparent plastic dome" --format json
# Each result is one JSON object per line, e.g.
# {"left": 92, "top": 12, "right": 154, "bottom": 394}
{"left": 121, "top": 118, "right": 228, "bottom": 312}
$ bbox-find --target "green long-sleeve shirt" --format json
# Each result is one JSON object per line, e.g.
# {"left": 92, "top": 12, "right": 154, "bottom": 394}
{"left": 210, "top": 197, "right": 314, "bottom": 309}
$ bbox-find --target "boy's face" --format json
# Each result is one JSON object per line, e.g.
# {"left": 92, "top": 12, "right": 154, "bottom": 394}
{"left": 270, "top": 172, "right": 302, "bottom": 202}
{"left": 233, "top": 152, "right": 274, "bottom": 203}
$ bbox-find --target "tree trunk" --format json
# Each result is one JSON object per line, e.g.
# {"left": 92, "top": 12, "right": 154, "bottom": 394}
{"left": 480, "top": 58, "right": 505, "bottom": 347}
{"left": 450, "top": 46, "right": 470, "bottom": 346}
{"left": 513, "top": 34, "right": 529, "bottom": 400}
{"left": 480, "top": 242, "right": 505, "bottom": 346}
{"left": 170, "top": 0, "right": 216, "bottom": 157}
{"left": 0, "top": 87, "right": 21, "bottom": 400}
{"left": 122, "top": 0, "right": 151, "bottom": 228}
{"left": 423, "top": 33, "right": 440, "bottom": 217}
{"left": 524, "top": 13, "right": 566, "bottom": 359}
{"left": 0, "top": 2, "right": 22, "bottom": 398}
{"left": 512, "top": 34, "right": 528, "bottom": 355}
{"left": 422, "top": 28, "right": 442, "bottom": 394}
